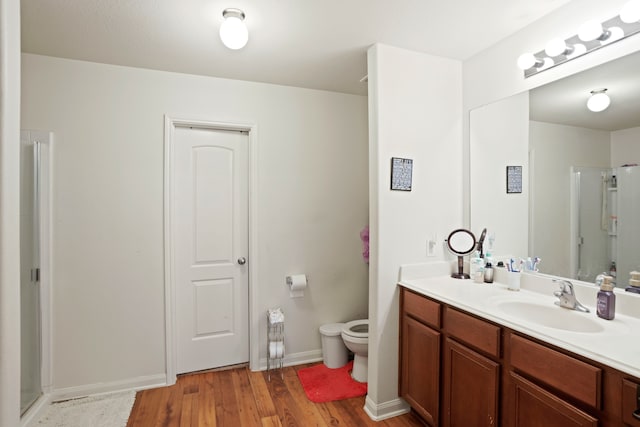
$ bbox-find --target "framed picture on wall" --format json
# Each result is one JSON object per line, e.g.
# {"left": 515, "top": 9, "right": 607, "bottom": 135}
{"left": 390, "top": 157, "right": 413, "bottom": 191}
{"left": 506, "top": 165, "right": 522, "bottom": 194}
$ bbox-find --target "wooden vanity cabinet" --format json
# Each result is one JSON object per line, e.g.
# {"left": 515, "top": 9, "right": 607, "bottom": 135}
{"left": 622, "top": 379, "right": 640, "bottom": 426}
{"left": 400, "top": 289, "right": 501, "bottom": 426}
{"left": 399, "top": 286, "right": 640, "bottom": 427}
{"left": 507, "top": 371, "right": 598, "bottom": 427}
{"left": 442, "top": 307, "right": 501, "bottom": 427}
{"left": 400, "top": 289, "right": 441, "bottom": 426}
{"left": 442, "top": 337, "right": 499, "bottom": 426}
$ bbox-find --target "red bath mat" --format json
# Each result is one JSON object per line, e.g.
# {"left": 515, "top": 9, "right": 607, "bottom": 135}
{"left": 297, "top": 361, "right": 367, "bottom": 403}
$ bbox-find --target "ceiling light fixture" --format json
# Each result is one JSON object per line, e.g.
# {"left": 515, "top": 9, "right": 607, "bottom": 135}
{"left": 220, "top": 8, "right": 248, "bottom": 50}
{"left": 587, "top": 89, "right": 611, "bottom": 112}
{"left": 517, "top": 2, "right": 640, "bottom": 77}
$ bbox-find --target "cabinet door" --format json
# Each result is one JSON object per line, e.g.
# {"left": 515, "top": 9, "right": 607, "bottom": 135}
{"left": 509, "top": 372, "right": 598, "bottom": 427}
{"left": 401, "top": 315, "right": 440, "bottom": 426}
{"left": 623, "top": 379, "right": 640, "bottom": 426}
{"left": 443, "top": 338, "right": 499, "bottom": 427}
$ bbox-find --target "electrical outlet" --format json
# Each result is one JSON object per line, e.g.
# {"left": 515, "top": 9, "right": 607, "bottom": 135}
{"left": 427, "top": 234, "right": 437, "bottom": 257}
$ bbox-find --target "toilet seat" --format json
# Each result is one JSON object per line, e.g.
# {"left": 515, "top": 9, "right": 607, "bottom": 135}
{"left": 340, "top": 319, "right": 369, "bottom": 382}
{"left": 342, "top": 319, "right": 368, "bottom": 338}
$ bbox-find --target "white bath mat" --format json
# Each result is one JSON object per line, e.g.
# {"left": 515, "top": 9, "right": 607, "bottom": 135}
{"left": 36, "top": 390, "right": 136, "bottom": 427}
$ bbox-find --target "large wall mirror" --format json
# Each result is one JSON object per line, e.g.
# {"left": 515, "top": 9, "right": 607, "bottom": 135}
{"left": 470, "top": 49, "right": 640, "bottom": 288}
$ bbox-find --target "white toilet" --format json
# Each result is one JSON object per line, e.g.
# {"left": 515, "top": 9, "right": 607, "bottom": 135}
{"left": 341, "top": 319, "right": 369, "bottom": 383}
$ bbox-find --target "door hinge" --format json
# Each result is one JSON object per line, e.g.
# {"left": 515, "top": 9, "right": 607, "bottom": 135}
{"left": 31, "top": 267, "right": 40, "bottom": 283}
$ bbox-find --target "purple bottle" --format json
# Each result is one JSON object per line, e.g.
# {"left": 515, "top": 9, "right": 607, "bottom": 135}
{"left": 597, "top": 275, "right": 616, "bottom": 320}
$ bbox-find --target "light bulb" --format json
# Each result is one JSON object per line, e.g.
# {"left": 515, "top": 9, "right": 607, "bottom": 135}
{"left": 578, "top": 20, "right": 610, "bottom": 42}
{"left": 545, "top": 38, "right": 573, "bottom": 57}
{"left": 621, "top": 0, "right": 640, "bottom": 23}
{"left": 517, "top": 53, "right": 542, "bottom": 70}
{"left": 220, "top": 9, "right": 248, "bottom": 50}
{"left": 587, "top": 90, "right": 611, "bottom": 112}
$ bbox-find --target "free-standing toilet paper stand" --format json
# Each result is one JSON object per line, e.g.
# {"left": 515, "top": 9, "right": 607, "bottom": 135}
{"left": 267, "top": 308, "right": 285, "bottom": 381}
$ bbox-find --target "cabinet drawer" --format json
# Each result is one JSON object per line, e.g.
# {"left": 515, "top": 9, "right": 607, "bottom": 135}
{"left": 509, "top": 334, "right": 602, "bottom": 409}
{"left": 444, "top": 307, "right": 501, "bottom": 358}
{"left": 622, "top": 379, "right": 640, "bottom": 426}
{"left": 403, "top": 289, "right": 441, "bottom": 328}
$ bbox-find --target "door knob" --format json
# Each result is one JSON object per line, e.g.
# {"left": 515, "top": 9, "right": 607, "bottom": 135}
{"left": 237, "top": 257, "right": 247, "bottom": 265}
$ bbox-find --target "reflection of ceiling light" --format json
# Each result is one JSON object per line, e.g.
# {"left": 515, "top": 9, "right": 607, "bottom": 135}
{"left": 620, "top": 0, "right": 640, "bottom": 23}
{"left": 517, "top": 53, "right": 544, "bottom": 70}
{"left": 545, "top": 38, "right": 574, "bottom": 57}
{"left": 578, "top": 20, "right": 610, "bottom": 42}
{"left": 587, "top": 89, "right": 610, "bottom": 112}
{"left": 220, "top": 8, "right": 248, "bottom": 50}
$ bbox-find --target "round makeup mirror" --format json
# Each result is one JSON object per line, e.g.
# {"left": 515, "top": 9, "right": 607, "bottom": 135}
{"left": 446, "top": 228, "right": 477, "bottom": 279}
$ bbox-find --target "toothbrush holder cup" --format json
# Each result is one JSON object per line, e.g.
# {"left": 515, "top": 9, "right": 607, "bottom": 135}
{"left": 507, "top": 271, "right": 521, "bottom": 291}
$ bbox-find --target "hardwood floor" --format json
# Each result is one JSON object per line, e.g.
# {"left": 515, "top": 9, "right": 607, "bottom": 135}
{"left": 127, "top": 363, "right": 425, "bottom": 426}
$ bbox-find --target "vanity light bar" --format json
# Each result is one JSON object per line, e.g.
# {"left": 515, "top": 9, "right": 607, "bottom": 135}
{"left": 519, "top": 12, "right": 640, "bottom": 78}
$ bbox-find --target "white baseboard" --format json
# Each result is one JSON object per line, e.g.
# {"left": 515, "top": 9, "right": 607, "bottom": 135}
{"left": 50, "top": 373, "right": 167, "bottom": 402}
{"left": 364, "top": 395, "right": 411, "bottom": 421}
{"left": 257, "top": 349, "right": 323, "bottom": 371}
{"left": 21, "top": 394, "right": 52, "bottom": 427}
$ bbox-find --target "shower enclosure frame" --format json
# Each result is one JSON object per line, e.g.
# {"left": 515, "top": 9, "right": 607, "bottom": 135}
{"left": 19, "top": 130, "right": 52, "bottom": 425}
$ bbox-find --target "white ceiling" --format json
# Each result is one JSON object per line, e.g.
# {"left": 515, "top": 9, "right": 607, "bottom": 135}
{"left": 530, "top": 50, "right": 640, "bottom": 131}
{"left": 20, "top": 0, "right": 572, "bottom": 96}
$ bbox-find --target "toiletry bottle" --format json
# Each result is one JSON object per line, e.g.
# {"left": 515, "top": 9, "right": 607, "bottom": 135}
{"left": 597, "top": 275, "right": 616, "bottom": 320}
{"left": 627, "top": 271, "right": 640, "bottom": 294}
{"left": 484, "top": 262, "right": 494, "bottom": 283}
{"left": 471, "top": 251, "right": 484, "bottom": 283}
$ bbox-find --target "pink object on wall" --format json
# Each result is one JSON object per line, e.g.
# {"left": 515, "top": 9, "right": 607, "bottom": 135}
{"left": 360, "top": 226, "right": 369, "bottom": 264}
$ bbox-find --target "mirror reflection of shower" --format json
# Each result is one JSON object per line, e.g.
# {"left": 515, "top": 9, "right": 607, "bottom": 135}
{"left": 570, "top": 165, "right": 640, "bottom": 287}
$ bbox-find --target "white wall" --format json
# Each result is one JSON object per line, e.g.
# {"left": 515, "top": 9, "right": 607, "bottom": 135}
{"left": 530, "top": 121, "right": 610, "bottom": 277}
{"left": 463, "top": 0, "right": 640, "bottom": 251}
{"left": 21, "top": 54, "right": 369, "bottom": 393}
{"left": 470, "top": 92, "right": 529, "bottom": 258}
{"left": 612, "top": 126, "right": 640, "bottom": 166}
{"left": 366, "top": 44, "right": 462, "bottom": 418}
{"left": 0, "top": 0, "right": 21, "bottom": 424}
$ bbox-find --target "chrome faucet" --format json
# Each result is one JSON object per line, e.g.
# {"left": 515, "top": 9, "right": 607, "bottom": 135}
{"left": 552, "top": 279, "right": 590, "bottom": 313}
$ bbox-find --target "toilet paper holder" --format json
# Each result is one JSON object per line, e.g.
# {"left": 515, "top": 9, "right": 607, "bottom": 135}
{"left": 286, "top": 274, "right": 308, "bottom": 298}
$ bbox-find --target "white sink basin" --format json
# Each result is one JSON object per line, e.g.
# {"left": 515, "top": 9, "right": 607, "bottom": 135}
{"left": 493, "top": 300, "right": 604, "bottom": 333}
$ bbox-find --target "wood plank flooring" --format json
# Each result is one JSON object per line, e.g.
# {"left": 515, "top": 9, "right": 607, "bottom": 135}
{"left": 127, "top": 364, "right": 425, "bottom": 426}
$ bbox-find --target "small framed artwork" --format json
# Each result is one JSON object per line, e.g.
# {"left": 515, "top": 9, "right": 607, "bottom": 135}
{"left": 390, "top": 157, "right": 413, "bottom": 191}
{"left": 506, "top": 165, "right": 523, "bottom": 194}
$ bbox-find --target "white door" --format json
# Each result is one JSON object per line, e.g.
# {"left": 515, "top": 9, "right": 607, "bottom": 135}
{"left": 173, "top": 125, "right": 249, "bottom": 374}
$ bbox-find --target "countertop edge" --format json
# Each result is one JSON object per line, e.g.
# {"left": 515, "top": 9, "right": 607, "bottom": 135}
{"left": 399, "top": 278, "right": 640, "bottom": 380}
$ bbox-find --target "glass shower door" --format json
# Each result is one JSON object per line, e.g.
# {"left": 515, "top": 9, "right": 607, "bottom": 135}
{"left": 570, "top": 167, "right": 610, "bottom": 282}
{"left": 616, "top": 165, "right": 640, "bottom": 287}
{"left": 20, "top": 133, "right": 41, "bottom": 414}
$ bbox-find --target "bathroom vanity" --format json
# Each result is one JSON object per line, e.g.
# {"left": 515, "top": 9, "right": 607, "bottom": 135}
{"left": 398, "top": 272, "right": 640, "bottom": 427}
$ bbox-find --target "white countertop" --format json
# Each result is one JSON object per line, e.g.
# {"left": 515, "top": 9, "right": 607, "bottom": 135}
{"left": 398, "top": 264, "right": 640, "bottom": 379}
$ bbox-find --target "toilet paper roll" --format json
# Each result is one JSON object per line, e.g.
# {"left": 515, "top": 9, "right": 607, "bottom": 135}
{"left": 269, "top": 341, "right": 284, "bottom": 358}
{"left": 286, "top": 274, "right": 307, "bottom": 298}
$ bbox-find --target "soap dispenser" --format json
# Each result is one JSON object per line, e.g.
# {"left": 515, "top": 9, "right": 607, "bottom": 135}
{"left": 597, "top": 275, "right": 616, "bottom": 320}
